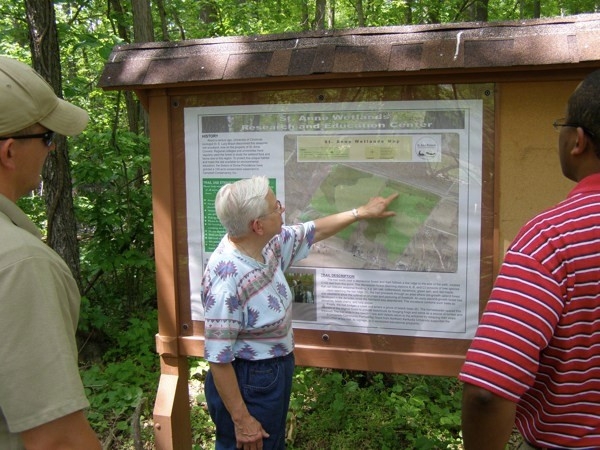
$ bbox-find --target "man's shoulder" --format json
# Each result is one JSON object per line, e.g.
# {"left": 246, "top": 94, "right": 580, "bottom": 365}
{"left": 522, "top": 192, "right": 600, "bottom": 232}
{"left": 0, "top": 219, "right": 66, "bottom": 273}
{"left": 509, "top": 191, "right": 600, "bottom": 257}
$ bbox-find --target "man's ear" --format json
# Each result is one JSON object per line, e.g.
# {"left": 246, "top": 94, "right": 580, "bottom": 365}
{"left": 571, "top": 127, "right": 593, "bottom": 156}
{"left": 0, "top": 139, "right": 16, "bottom": 170}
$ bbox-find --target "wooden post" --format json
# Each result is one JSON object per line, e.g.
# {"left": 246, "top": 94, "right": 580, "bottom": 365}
{"left": 149, "top": 91, "right": 192, "bottom": 449}
{"left": 154, "top": 355, "right": 190, "bottom": 449}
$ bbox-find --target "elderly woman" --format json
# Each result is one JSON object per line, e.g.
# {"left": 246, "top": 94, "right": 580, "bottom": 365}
{"left": 202, "top": 176, "right": 397, "bottom": 450}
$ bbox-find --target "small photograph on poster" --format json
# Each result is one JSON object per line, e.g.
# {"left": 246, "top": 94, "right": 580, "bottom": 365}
{"left": 286, "top": 269, "right": 317, "bottom": 322}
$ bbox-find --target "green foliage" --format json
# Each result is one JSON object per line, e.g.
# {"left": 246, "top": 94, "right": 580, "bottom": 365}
{"left": 286, "top": 368, "right": 463, "bottom": 449}
{"left": 81, "top": 310, "right": 159, "bottom": 447}
{"left": 188, "top": 366, "right": 463, "bottom": 449}
{"left": 73, "top": 128, "right": 156, "bottom": 342}
{"left": 83, "top": 363, "right": 145, "bottom": 433}
{"left": 16, "top": 195, "right": 47, "bottom": 235}
{"left": 139, "top": 0, "right": 600, "bottom": 40}
{"left": 189, "top": 360, "right": 217, "bottom": 449}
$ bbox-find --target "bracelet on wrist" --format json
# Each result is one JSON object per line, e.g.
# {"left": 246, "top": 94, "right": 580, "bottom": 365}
{"left": 351, "top": 208, "right": 360, "bottom": 219}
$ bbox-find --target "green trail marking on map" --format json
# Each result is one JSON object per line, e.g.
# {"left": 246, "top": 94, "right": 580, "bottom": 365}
{"left": 301, "top": 165, "right": 440, "bottom": 261}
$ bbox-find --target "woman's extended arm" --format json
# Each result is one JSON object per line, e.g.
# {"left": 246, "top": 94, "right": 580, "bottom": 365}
{"left": 313, "top": 193, "right": 398, "bottom": 243}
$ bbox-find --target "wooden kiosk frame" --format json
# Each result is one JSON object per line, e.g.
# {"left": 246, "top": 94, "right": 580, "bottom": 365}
{"left": 99, "top": 15, "right": 600, "bottom": 449}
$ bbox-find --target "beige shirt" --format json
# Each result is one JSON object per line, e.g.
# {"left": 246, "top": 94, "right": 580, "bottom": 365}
{"left": 0, "top": 195, "right": 89, "bottom": 449}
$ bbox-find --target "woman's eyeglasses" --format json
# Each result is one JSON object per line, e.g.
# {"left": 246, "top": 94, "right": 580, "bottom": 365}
{"left": 0, "top": 130, "right": 56, "bottom": 147}
{"left": 259, "top": 200, "right": 284, "bottom": 218}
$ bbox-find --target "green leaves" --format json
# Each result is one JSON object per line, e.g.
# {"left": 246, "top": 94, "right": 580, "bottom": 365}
{"left": 80, "top": 312, "right": 159, "bottom": 446}
{"left": 287, "top": 369, "right": 463, "bottom": 449}
{"left": 82, "top": 362, "right": 149, "bottom": 436}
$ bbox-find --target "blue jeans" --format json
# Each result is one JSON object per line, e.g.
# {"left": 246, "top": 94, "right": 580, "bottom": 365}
{"left": 205, "top": 352, "right": 295, "bottom": 450}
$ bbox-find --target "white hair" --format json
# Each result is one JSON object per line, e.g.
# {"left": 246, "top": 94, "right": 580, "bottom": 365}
{"left": 214, "top": 176, "right": 270, "bottom": 238}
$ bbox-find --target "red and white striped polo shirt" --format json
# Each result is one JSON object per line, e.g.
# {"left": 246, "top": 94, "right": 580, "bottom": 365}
{"left": 460, "top": 173, "right": 600, "bottom": 449}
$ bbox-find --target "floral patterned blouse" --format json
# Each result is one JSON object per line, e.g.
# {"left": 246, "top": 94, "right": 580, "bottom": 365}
{"left": 201, "top": 222, "right": 315, "bottom": 363}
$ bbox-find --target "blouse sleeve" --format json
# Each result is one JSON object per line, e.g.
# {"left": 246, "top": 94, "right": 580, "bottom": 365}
{"left": 277, "top": 221, "right": 315, "bottom": 272}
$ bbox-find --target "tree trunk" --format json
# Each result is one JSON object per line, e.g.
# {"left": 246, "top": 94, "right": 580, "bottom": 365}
{"left": 519, "top": 0, "right": 540, "bottom": 19}
{"left": 155, "top": 0, "right": 170, "bottom": 41}
{"left": 108, "top": 0, "right": 130, "bottom": 43}
{"left": 132, "top": 0, "right": 154, "bottom": 43}
{"left": 24, "top": 0, "right": 82, "bottom": 289}
{"left": 329, "top": 0, "right": 335, "bottom": 29}
{"left": 199, "top": 0, "right": 217, "bottom": 24}
{"left": 108, "top": 0, "right": 146, "bottom": 135}
{"left": 404, "top": 0, "right": 413, "bottom": 24}
{"left": 131, "top": 0, "right": 153, "bottom": 135}
{"left": 314, "top": 0, "right": 326, "bottom": 29}
{"left": 301, "top": 0, "right": 310, "bottom": 30}
{"left": 356, "top": 0, "right": 364, "bottom": 27}
{"left": 533, "top": 0, "right": 540, "bottom": 18}
{"left": 471, "top": 0, "right": 489, "bottom": 21}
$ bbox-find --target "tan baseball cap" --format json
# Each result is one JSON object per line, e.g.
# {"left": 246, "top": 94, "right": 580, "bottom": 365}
{"left": 0, "top": 55, "right": 89, "bottom": 136}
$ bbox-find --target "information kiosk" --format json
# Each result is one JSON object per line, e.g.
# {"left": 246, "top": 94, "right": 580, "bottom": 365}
{"left": 99, "top": 14, "right": 600, "bottom": 449}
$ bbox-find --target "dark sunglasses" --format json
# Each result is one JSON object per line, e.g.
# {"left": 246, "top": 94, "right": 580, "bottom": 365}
{"left": 0, "top": 130, "right": 56, "bottom": 147}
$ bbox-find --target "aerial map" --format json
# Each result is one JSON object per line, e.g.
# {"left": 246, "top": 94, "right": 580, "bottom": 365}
{"left": 284, "top": 133, "right": 459, "bottom": 273}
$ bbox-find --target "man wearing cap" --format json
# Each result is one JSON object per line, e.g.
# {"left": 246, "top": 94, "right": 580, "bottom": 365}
{"left": 0, "top": 56, "right": 101, "bottom": 449}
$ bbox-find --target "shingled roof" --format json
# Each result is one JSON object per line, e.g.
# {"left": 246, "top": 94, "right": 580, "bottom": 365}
{"left": 99, "top": 13, "right": 600, "bottom": 90}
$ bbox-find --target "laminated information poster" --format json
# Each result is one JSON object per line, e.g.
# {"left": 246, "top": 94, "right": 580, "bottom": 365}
{"left": 185, "top": 100, "right": 483, "bottom": 339}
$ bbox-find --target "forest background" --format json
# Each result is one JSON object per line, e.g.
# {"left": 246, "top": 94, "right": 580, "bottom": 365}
{"left": 1, "top": 0, "right": 598, "bottom": 448}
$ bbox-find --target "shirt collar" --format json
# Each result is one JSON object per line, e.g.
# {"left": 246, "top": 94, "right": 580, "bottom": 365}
{"left": 0, "top": 194, "right": 42, "bottom": 239}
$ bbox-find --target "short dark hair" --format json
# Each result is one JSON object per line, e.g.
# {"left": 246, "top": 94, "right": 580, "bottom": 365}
{"left": 567, "top": 70, "right": 600, "bottom": 152}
